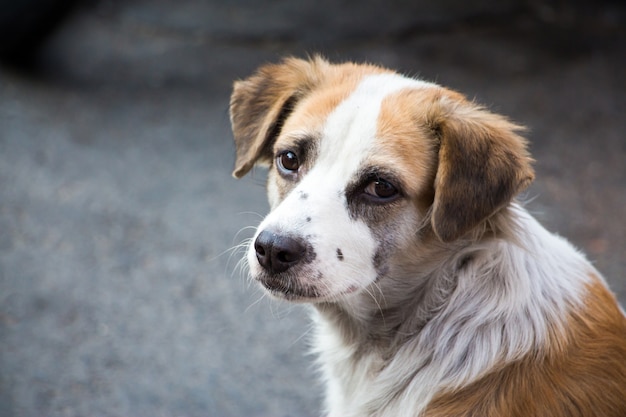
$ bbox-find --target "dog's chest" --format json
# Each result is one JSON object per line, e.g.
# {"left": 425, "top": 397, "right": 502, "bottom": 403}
{"left": 315, "top": 321, "right": 386, "bottom": 416}
{"left": 313, "top": 309, "right": 433, "bottom": 417}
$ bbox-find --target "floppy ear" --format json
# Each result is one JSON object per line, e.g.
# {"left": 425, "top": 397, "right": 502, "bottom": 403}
{"left": 229, "top": 56, "right": 327, "bottom": 178}
{"left": 429, "top": 95, "right": 535, "bottom": 242}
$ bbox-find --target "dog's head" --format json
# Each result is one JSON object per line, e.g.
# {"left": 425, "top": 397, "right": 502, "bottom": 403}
{"left": 230, "top": 56, "right": 534, "bottom": 302}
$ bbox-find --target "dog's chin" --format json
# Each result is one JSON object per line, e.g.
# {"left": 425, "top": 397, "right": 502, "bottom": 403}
{"left": 256, "top": 273, "right": 360, "bottom": 303}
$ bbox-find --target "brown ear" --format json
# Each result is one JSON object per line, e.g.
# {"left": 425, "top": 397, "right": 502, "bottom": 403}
{"left": 429, "top": 95, "right": 535, "bottom": 242}
{"left": 229, "top": 56, "right": 327, "bottom": 178}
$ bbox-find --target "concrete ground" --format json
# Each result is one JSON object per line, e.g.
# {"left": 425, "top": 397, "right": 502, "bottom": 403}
{"left": 1, "top": 1, "right": 624, "bottom": 416}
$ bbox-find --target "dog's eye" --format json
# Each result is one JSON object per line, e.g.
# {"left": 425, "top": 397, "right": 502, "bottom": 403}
{"left": 277, "top": 151, "right": 300, "bottom": 174}
{"left": 364, "top": 178, "right": 398, "bottom": 200}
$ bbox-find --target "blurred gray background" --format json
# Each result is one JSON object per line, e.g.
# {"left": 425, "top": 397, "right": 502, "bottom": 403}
{"left": 1, "top": 1, "right": 624, "bottom": 416}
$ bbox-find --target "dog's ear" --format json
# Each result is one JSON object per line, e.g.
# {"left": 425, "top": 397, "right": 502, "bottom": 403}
{"left": 229, "top": 56, "right": 327, "bottom": 179}
{"left": 428, "top": 94, "right": 535, "bottom": 242}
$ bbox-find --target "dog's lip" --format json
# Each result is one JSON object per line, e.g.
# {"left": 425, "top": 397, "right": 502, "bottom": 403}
{"left": 258, "top": 273, "right": 297, "bottom": 289}
{"left": 260, "top": 277, "right": 321, "bottom": 300}
{"left": 257, "top": 274, "right": 361, "bottom": 301}
{"left": 258, "top": 275, "right": 294, "bottom": 293}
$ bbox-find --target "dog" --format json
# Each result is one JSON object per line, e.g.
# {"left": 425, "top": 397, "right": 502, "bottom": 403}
{"left": 229, "top": 56, "right": 626, "bottom": 417}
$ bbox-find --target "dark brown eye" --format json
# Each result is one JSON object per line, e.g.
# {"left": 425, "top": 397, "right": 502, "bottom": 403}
{"left": 364, "top": 178, "right": 398, "bottom": 200}
{"left": 277, "top": 151, "right": 299, "bottom": 174}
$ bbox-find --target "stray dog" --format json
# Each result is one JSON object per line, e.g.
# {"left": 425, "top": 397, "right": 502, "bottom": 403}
{"left": 229, "top": 56, "right": 626, "bottom": 417}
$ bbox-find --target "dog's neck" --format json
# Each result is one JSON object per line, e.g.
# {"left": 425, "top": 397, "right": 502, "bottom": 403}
{"left": 313, "top": 209, "right": 514, "bottom": 352}
{"left": 314, "top": 243, "right": 461, "bottom": 354}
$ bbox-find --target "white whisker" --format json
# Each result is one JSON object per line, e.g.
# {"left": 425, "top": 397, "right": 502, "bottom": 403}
{"left": 244, "top": 290, "right": 269, "bottom": 314}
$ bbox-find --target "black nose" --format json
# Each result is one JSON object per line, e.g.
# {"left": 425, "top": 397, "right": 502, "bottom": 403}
{"left": 254, "top": 230, "right": 306, "bottom": 274}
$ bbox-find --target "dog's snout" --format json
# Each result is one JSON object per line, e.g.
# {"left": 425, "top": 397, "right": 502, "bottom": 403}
{"left": 254, "top": 230, "right": 306, "bottom": 274}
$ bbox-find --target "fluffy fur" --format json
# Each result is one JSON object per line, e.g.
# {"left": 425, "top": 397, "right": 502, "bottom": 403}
{"left": 230, "top": 56, "right": 626, "bottom": 417}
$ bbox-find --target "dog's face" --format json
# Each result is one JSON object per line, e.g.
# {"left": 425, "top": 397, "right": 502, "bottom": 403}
{"left": 230, "top": 57, "right": 533, "bottom": 302}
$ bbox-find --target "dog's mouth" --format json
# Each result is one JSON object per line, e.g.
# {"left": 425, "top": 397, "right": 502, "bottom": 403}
{"left": 257, "top": 272, "right": 360, "bottom": 302}
{"left": 258, "top": 274, "right": 323, "bottom": 300}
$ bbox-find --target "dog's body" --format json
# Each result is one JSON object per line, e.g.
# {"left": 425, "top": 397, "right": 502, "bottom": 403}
{"left": 230, "top": 57, "right": 626, "bottom": 417}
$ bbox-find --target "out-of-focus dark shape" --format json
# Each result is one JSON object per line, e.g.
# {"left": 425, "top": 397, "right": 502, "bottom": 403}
{"left": 0, "top": 0, "right": 81, "bottom": 67}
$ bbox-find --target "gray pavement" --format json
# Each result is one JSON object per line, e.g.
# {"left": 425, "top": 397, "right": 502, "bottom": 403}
{"left": 1, "top": 1, "right": 625, "bottom": 416}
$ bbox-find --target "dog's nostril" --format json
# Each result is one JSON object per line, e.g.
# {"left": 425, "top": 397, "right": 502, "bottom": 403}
{"left": 254, "top": 241, "right": 266, "bottom": 257}
{"left": 277, "top": 250, "right": 296, "bottom": 263}
{"left": 254, "top": 230, "right": 306, "bottom": 274}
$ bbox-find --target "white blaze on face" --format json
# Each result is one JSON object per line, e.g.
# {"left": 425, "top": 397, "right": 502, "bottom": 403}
{"left": 319, "top": 73, "right": 433, "bottom": 179}
{"left": 249, "top": 73, "right": 435, "bottom": 300}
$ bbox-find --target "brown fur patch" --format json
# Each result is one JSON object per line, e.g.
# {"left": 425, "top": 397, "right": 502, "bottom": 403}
{"left": 427, "top": 94, "right": 535, "bottom": 242}
{"left": 374, "top": 88, "right": 444, "bottom": 214}
{"left": 280, "top": 61, "right": 390, "bottom": 137}
{"left": 230, "top": 56, "right": 327, "bottom": 178}
{"left": 423, "top": 276, "right": 626, "bottom": 417}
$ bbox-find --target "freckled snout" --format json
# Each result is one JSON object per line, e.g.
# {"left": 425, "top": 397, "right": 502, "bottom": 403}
{"left": 254, "top": 230, "right": 307, "bottom": 274}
